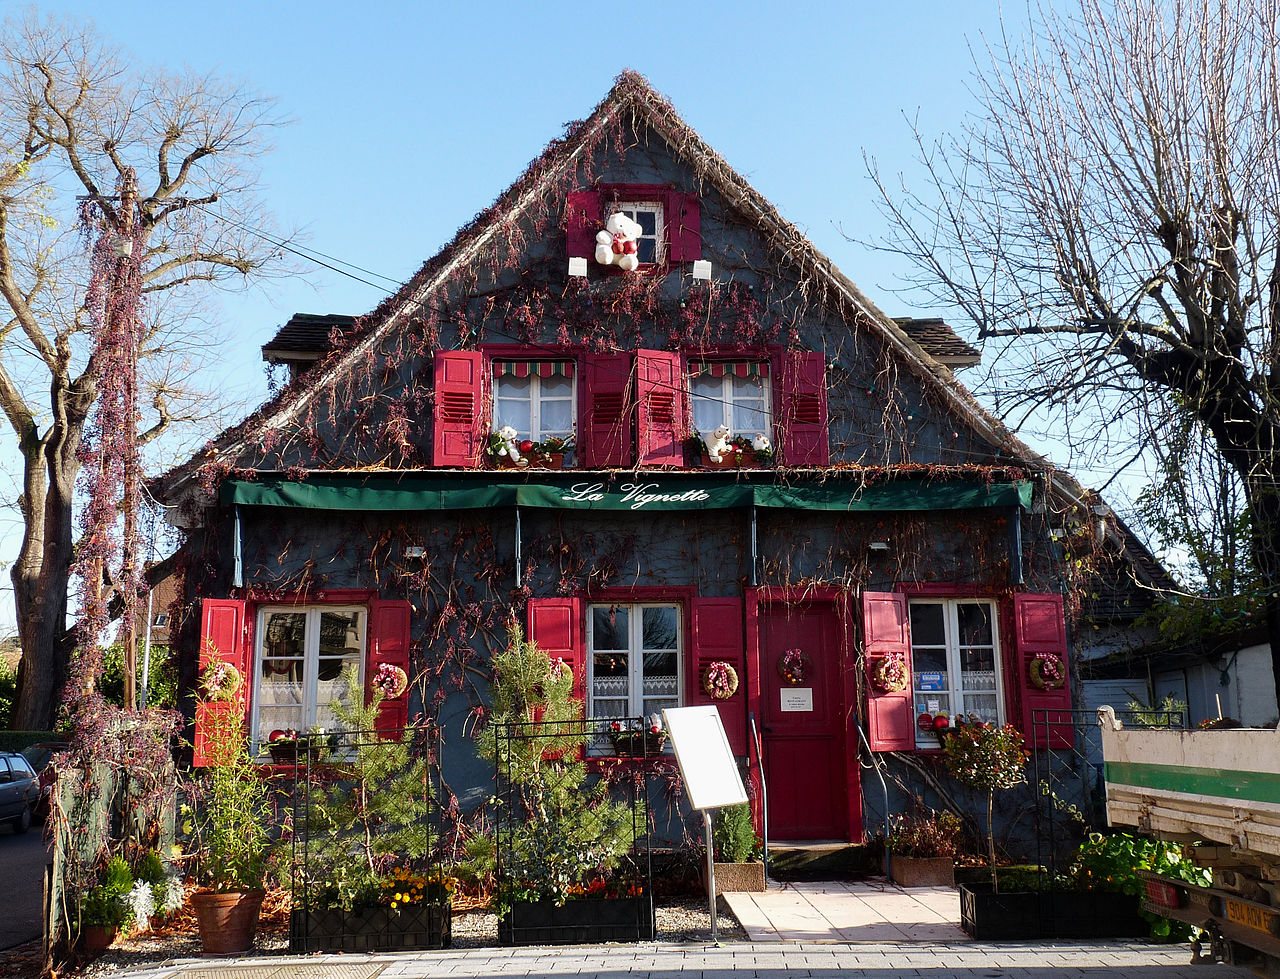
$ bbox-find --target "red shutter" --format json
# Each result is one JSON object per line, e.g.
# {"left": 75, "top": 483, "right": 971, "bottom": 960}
{"left": 777, "top": 351, "right": 829, "bottom": 466}
{"left": 1013, "top": 592, "right": 1073, "bottom": 748}
{"left": 367, "top": 599, "right": 412, "bottom": 740}
{"left": 433, "top": 350, "right": 485, "bottom": 467}
{"left": 527, "top": 597, "right": 585, "bottom": 703}
{"left": 665, "top": 192, "right": 701, "bottom": 263}
{"left": 193, "top": 599, "right": 249, "bottom": 767}
{"left": 578, "top": 352, "right": 633, "bottom": 468}
{"left": 565, "top": 191, "right": 601, "bottom": 259}
{"left": 862, "top": 591, "right": 914, "bottom": 752}
{"left": 636, "top": 349, "right": 685, "bottom": 466}
{"left": 690, "top": 598, "right": 747, "bottom": 755}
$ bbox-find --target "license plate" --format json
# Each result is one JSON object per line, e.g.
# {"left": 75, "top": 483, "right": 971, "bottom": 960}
{"left": 1225, "top": 898, "right": 1274, "bottom": 935}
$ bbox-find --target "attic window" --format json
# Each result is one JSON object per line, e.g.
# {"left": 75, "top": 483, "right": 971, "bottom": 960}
{"left": 609, "top": 203, "right": 664, "bottom": 265}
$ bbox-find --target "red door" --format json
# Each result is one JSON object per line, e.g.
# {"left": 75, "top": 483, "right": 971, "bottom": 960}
{"left": 759, "top": 601, "right": 854, "bottom": 841}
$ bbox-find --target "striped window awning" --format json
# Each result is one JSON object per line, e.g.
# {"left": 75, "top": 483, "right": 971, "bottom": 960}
{"left": 492, "top": 360, "right": 575, "bottom": 379}
{"left": 689, "top": 361, "right": 769, "bottom": 379}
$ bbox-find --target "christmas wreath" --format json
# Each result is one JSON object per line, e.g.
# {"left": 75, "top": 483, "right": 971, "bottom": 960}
{"left": 701, "top": 661, "right": 740, "bottom": 700}
{"left": 1028, "top": 653, "right": 1066, "bottom": 690}
{"left": 200, "top": 660, "right": 242, "bottom": 703}
{"left": 778, "top": 648, "right": 811, "bottom": 685}
{"left": 872, "top": 652, "right": 909, "bottom": 693}
{"left": 371, "top": 663, "right": 410, "bottom": 699}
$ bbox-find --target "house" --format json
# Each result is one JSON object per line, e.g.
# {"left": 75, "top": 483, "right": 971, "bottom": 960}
{"left": 155, "top": 72, "right": 1137, "bottom": 844}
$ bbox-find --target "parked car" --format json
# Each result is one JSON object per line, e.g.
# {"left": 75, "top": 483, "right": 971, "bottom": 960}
{"left": 0, "top": 752, "right": 40, "bottom": 833}
{"left": 21, "top": 741, "right": 69, "bottom": 822}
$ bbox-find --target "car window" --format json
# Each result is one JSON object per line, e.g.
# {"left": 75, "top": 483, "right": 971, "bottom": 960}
{"left": 0, "top": 759, "right": 11, "bottom": 784}
{"left": 10, "top": 757, "right": 35, "bottom": 778}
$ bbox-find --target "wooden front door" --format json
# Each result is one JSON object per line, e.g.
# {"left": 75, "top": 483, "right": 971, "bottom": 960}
{"left": 758, "top": 600, "right": 856, "bottom": 841}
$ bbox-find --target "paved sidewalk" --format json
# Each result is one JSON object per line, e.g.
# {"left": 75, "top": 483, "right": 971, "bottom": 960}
{"left": 725, "top": 879, "right": 964, "bottom": 942}
{"left": 92, "top": 941, "right": 1250, "bottom": 978}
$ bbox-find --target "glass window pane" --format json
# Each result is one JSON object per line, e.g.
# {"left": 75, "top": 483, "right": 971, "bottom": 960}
{"left": 911, "top": 647, "right": 947, "bottom": 675}
{"left": 540, "top": 399, "right": 573, "bottom": 435}
{"left": 962, "top": 646, "right": 996, "bottom": 674}
{"left": 541, "top": 376, "right": 572, "bottom": 398}
{"left": 495, "top": 398, "right": 531, "bottom": 435}
{"left": 594, "top": 650, "right": 628, "bottom": 677}
{"left": 732, "top": 402, "right": 770, "bottom": 435}
{"left": 909, "top": 604, "right": 946, "bottom": 646}
{"left": 591, "top": 607, "right": 628, "bottom": 650}
{"left": 635, "top": 210, "right": 657, "bottom": 235}
{"left": 636, "top": 238, "right": 657, "bottom": 264}
{"left": 957, "top": 603, "right": 993, "bottom": 645}
{"left": 641, "top": 607, "right": 678, "bottom": 650}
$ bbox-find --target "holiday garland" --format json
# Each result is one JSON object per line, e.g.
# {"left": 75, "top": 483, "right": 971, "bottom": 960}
{"left": 201, "top": 660, "right": 242, "bottom": 703}
{"left": 371, "top": 663, "right": 410, "bottom": 699}
{"left": 701, "top": 661, "right": 739, "bottom": 700}
{"left": 872, "top": 652, "right": 909, "bottom": 693}
{"left": 1028, "top": 653, "right": 1066, "bottom": 690}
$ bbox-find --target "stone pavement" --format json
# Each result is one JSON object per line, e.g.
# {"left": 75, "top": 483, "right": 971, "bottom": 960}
{"left": 92, "top": 877, "right": 1253, "bottom": 979}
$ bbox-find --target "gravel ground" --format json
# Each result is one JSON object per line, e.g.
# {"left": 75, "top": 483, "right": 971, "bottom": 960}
{"left": 16, "top": 896, "right": 744, "bottom": 978}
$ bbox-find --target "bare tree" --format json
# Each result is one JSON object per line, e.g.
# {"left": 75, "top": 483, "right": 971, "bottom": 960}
{"left": 0, "top": 13, "right": 290, "bottom": 729}
{"left": 867, "top": 0, "right": 1280, "bottom": 706}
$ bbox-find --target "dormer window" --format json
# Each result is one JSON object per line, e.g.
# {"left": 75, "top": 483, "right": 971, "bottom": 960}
{"left": 608, "top": 202, "right": 664, "bottom": 265}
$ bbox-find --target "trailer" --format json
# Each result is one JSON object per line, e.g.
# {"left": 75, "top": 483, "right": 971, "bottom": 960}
{"left": 1099, "top": 705, "right": 1280, "bottom": 973}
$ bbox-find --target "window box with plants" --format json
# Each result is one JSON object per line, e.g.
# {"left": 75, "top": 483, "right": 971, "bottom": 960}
{"left": 885, "top": 807, "right": 960, "bottom": 888}
{"left": 482, "top": 631, "right": 655, "bottom": 946}
{"left": 486, "top": 431, "right": 574, "bottom": 470}
{"left": 689, "top": 431, "right": 774, "bottom": 470}
{"left": 289, "top": 671, "right": 453, "bottom": 953}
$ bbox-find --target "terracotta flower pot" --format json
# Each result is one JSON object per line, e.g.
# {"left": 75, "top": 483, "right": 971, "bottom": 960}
{"left": 79, "top": 923, "right": 118, "bottom": 953}
{"left": 191, "top": 889, "right": 265, "bottom": 956}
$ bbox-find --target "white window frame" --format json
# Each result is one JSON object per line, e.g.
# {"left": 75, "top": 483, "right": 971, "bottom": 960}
{"left": 908, "top": 598, "right": 1004, "bottom": 749}
{"left": 586, "top": 602, "right": 683, "bottom": 723}
{"left": 611, "top": 202, "right": 665, "bottom": 265}
{"left": 690, "top": 369, "right": 773, "bottom": 441}
{"left": 491, "top": 368, "right": 577, "bottom": 443}
{"left": 250, "top": 605, "right": 366, "bottom": 757}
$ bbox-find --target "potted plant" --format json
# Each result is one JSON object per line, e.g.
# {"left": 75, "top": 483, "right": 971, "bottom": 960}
{"left": 885, "top": 808, "right": 961, "bottom": 887}
{"left": 289, "top": 668, "right": 452, "bottom": 952}
{"left": 78, "top": 856, "right": 135, "bottom": 952}
{"left": 479, "top": 629, "right": 653, "bottom": 946}
{"left": 943, "top": 721, "right": 1031, "bottom": 938}
{"left": 608, "top": 716, "right": 667, "bottom": 757}
{"left": 185, "top": 664, "right": 274, "bottom": 955}
{"left": 486, "top": 431, "right": 574, "bottom": 469}
{"left": 709, "top": 802, "right": 766, "bottom": 894}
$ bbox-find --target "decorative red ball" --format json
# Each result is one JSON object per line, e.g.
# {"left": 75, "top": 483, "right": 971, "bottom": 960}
{"left": 649, "top": 725, "right": 660, "bottom": 734}
{"left": 916, "top": 712, "right": 934, "bottom": 731}
{"left": 270, "top": 729, "right": 286, "bottom": 742}
{"left": 933, "top": 715, "right": 950, "bottom": 732}
{"left": 519, "top": 440, "right": 534, "bottom": 453}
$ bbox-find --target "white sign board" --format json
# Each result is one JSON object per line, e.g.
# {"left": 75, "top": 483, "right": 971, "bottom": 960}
{"left": 780, "top": 688, "right": 813, "bottom": 712}
{"left": 663, "top": 705, "right": 748, "bottom": 812}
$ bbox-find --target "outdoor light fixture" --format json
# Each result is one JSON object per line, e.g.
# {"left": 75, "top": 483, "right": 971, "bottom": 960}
{"left": 692, "top": 260, "right": 712, "bottom": 280}
{"left": 869, "top": 541, "right": 891, "bottom": 553}
{"left": 403, "top": 545, "right": 425, "bottom": 559}
{"left": 568, "top": 257, "right": 588, "bottom": 277}
{"left": 1091, "top": 505, "right": 1112, "bottom": 541}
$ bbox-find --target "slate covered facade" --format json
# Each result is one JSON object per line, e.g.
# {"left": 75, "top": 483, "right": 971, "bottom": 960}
{"left": 157, "top": 74, "right": 1110, "bottom": 843}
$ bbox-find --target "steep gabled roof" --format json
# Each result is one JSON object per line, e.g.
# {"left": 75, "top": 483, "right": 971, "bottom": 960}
{"left": 155, "top": 72, "right": 1074, "bottom": 502}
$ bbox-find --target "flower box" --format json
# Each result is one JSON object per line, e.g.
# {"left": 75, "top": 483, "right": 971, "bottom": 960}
{"left": 498, "top": 895, "right": 654, "bottom": 946}
{"left": 609, "top": 730, "right": 668, "bottom": 757}
{"left": 700, "top": 450, "right": 765, "bottom": 469}
{"left": 489, "top": 453, "right": 566, "bottom": 470}
{"left": 289, "top": 902, "right": 452, "bottom": 953}
{"left": 958, "top": 883, "right": 1147, "bottom": 940}
{"left": 888, "top": 854, "right": 954, "bottom": 888}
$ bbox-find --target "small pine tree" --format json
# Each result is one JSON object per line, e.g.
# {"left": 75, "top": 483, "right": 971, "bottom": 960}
{"left": 479, "top": 627, "right": 640, "bottom": 908}
{"left": 301, "top": 668, "right": 435, "bottom": 911}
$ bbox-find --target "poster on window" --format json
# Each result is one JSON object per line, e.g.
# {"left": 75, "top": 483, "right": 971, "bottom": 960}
{"left": 917, "top": 672, "right": 946, "bottom": 691}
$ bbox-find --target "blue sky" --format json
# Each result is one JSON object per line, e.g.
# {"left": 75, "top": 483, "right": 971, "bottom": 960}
{"left": 3, "top": 0, "right": 1034, "bottom": 630}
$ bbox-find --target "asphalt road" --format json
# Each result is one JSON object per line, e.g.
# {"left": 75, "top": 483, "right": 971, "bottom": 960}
{"left": 0, "top": 819, "right": 49, "bottom": 951}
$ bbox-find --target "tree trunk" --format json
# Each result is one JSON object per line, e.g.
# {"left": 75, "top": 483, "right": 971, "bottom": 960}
{"left": 9, "top": 383, "right": 91, "bottom": 731}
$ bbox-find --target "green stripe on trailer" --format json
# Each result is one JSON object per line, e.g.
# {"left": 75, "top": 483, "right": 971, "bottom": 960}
{"left": 1106, "top": 760, "right": 1280, "bottom": 807}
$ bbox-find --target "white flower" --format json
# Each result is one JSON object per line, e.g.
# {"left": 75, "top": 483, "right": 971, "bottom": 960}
{"left": 163, "top": 874, "right": 185, "bottom": 913}
{"left": 128, "top": 880, "right": 156, "bottom": 924}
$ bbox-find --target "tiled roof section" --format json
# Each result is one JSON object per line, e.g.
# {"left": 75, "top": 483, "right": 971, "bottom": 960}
{"left": 261, "top": 313, "right": 357, "bottom": 357}
{"left": 893, "top": 318, "right": 980, "bottom": 364}
{"left": 1081, "top": 513, "right": 1179, "bottom": 624}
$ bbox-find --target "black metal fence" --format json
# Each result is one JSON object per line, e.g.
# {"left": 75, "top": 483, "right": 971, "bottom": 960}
{"left": 493, "top": 717, "right": 656, "bottom": 945}
{"left": 286, "top": 726, "right": 450, "bottom": 952}
{"left": 1030, "top": 706, "right": 1186, "bottom": 888}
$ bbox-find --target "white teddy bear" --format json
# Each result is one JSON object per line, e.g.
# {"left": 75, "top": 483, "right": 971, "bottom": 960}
{"left": 595, "top": 211, "right": 643, "bottom": 272}
{"left": 752, "top": 433, "right": 771, "bottom": 454}
{"left": 705, "top": 424, "right": 732, "bottom": 463}
{"left": 495, "top": 425, "right": 528, "bottom": 467}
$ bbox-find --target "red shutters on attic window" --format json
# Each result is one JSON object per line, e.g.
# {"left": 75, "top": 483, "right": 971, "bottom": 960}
{"left": 778, "top": 352, "right": 829, "bottom": 466}
{"left": 194, "top": 599, "right": 248, "bottom": 767}
{"left": 636, "top": 350, "right": 685, "bottom": 466}
{"left": 665, "top": 192, "right": 701, "bottom": 263}
{"left": 565, "top": 191, "right": 602, "bottom": 260}
{"left": 862, "top": 592, "right": 914, "bottom": 752}
{"left": 1013, "top": 592, "right": 1074, "bottom": 749}
{"left": 433, "top": 351, "right": 485, "bottom": 468}
{"left": 564, "top": 188, "right": 700, "bottom": 264}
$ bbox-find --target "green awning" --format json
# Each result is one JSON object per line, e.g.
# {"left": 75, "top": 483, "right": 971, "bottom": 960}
{"left": 222, "top": 473, "right": 1032, "bottom": 514}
